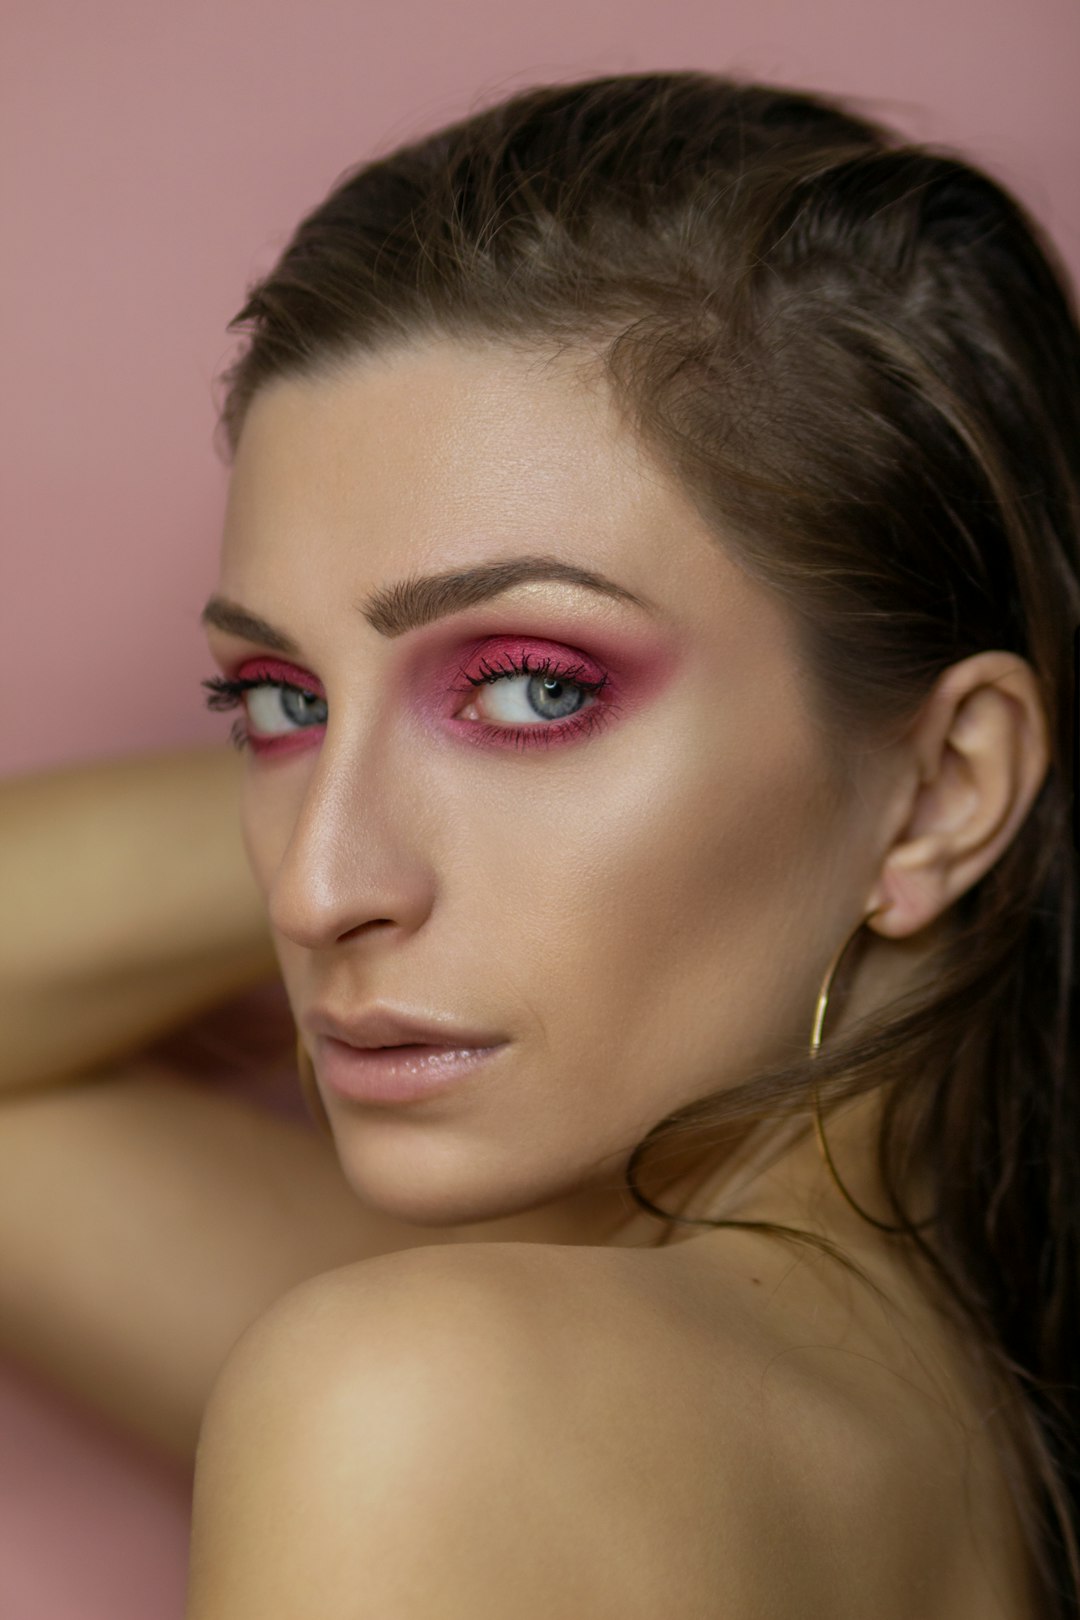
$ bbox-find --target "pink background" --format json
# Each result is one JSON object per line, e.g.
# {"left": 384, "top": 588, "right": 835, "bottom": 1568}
{"left": 3, "top": 1, "right": 1078, "bottom": 1615}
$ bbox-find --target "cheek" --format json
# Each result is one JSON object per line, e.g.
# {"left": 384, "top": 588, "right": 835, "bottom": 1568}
{"left": 239, "top": 775, "right": 296, "bottom": 899}
{"left": 483, "top": 693, "right": 839, "bottom": 1097}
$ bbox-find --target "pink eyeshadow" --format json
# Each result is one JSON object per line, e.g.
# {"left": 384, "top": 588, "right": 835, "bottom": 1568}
{"left": 234, "top": 655, "right": 326, "bottom": 696}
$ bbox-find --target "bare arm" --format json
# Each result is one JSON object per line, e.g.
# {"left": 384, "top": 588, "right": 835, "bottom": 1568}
{"left": 0, "top": 744, "right": 442, "bottom": 1465}
{"left": 0, "top": 744, "right": 279, "bottom": 1094}
{"left": 0, "top": 1062, "right": 438, "bottom": 1469}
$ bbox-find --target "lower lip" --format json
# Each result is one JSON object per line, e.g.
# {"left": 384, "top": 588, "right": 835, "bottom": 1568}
{"left": 315, "top": 1036, "right": 506, "bottom": 1105}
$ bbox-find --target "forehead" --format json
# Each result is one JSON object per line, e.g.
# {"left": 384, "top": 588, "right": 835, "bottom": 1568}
{"left": 227, "top": 341, "right": 662, "bottom": 551}
{"left": 220, "top": 338, "right": 789, "bottom": 655}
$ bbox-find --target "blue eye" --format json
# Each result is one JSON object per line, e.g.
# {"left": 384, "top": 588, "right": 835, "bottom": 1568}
{"left": 201, "top": 675, "right": 326, "bottom": 751}
{"left": 444, "top": 648, "right": 616, "bottom": 751}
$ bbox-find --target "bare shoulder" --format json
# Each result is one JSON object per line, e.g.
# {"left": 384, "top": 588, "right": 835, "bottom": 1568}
{"left": 187, "top": 1241, "right": 639, "bottom": 1618}
{"left": 195, "top": 1237, "right": 575, "bottom": 1402}
{"left": 187, "top": 1241, "right": 634, "bottom": 1618}
{"left": 187, "top": 1237, "right": 1035, "bottom": 1620}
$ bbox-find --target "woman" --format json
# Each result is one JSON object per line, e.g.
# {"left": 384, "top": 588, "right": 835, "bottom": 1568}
{"left": 5, "top": 70, "right": 1076, "bottom": 1617}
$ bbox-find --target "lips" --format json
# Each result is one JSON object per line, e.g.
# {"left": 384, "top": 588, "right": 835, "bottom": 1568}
{"left": 304, "top": 1004, "right": 507, "bottom": 1052}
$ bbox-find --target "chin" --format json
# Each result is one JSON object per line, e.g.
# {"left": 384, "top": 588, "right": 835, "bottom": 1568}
{"left": 333, "top": 1145, "right": 516, "bottom": 1229}
{"left": 331, "top": 1131, "right": 595, "bottom": 1235}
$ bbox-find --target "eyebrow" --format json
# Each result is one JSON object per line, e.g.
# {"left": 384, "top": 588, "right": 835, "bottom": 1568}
{"left": 200, "top": 553, "right": 658, "bottom": 652}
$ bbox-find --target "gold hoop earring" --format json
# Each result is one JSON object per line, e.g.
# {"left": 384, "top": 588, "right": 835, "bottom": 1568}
{"left": 296, "top": 1035, "right": 335, "bottom": 1139}
{"left": 808, "top": 904, "right": 906, "bottom": 1235}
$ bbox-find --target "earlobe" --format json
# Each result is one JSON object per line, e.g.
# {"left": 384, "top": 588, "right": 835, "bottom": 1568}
{"left": 866, "top": 837, "right": 952, "bottom": 939}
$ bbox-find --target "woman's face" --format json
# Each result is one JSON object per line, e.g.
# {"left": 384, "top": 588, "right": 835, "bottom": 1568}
{"left": 203, "top": 340, "right": 876, "bottom": 1243}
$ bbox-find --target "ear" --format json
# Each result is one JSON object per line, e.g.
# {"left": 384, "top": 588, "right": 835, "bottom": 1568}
{"left": 865, "top": 651, "right": 1050, "bottom": 940}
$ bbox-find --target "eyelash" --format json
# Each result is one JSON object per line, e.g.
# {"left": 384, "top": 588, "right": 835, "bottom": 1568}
{"left": 200, "top": 674, "right": 306, "bottom": 753}
{"left": 200, "top": 650, "right": 614, "bottom": 754}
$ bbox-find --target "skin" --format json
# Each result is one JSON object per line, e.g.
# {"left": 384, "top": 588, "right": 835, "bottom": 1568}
{"left": 187, "top": 337, "right": 1052, "bottom": 1617}
{"left": 202, "top": 336, "right": 1050, "bottom": 1257}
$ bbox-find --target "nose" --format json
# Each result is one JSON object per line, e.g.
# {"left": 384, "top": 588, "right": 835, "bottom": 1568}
{"left": 265, "top": 737, "right": 437, "bottom": 953}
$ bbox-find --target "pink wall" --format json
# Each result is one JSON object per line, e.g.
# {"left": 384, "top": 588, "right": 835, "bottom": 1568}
{"left": 2, "top": 2, "right": 1077, "bottom": 1616}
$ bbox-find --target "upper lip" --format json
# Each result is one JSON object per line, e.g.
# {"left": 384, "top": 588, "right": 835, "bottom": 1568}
{"left": 305, "top": 1005, "right": 507, "bottom": 1051}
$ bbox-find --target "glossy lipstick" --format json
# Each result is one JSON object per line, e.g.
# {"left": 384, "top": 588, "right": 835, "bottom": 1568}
{"left": 315, "top": 1035, "right": 506, "bottom": 1105}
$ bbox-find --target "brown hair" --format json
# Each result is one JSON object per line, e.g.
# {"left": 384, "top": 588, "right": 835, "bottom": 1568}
{"left": 214, "top": 71, "right": 1080, "bottom": 1613}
